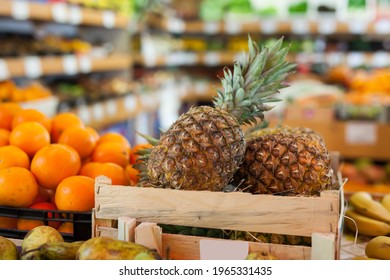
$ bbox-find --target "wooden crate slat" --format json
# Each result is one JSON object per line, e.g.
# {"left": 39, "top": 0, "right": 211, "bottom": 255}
{"left": 95, "top": 184, "right": 340, "bottom": 237}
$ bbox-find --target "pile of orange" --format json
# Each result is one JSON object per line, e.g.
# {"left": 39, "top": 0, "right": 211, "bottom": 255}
{"left": 0, "top": 102, "right": 151, "bottom": 233}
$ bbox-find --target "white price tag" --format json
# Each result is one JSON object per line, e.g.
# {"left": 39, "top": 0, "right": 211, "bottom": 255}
{"left": 371, "top": 52, "right": 390, "bottom": 68}
{"left": 326, "top": 52, "right": 344, "bottom": 66}
{"left": 345, "top": 122, "right": 377, "bottom": 145}
{"left": 92, "top": 103, "right": 104, "bottom": 121}
{"left": 11, "top": 0, "right": 29, "bottom": 20}
{"left": 78, "top": 106, "right": 91, "bottom": 124}
{"left": 203, "top": 22, "right": 219, "bottom": 34}
{"left": 374, "top": 20, "right": 390, "bottom": 34}
{"left": 124, "top": 95, "right": 137, "bottom": 112}
{"left": 51, "top": 3, "right": 69, "bottom": 23}
{"left": 23, "top": 56, "right": 42, "bottom": 79}
{"left": 291, "top": 19, "right": 309, "bottom": 34}
{"left": 200, "top": 239, "right": 248, "bottom": 260}
{"left": 166, "top": 18, "right": 185, "bottom": 33}
{"left": 106, "top": 99, "right": 117, "bottom": 116}
{"left": 224, "top": 21, "right": 241, "bottom": 34}
{"left": 62, "top": 55, "right": 78, "bottom": 75}
{"left": 69, "top": 5, "right": 83, "bottom": 25}
{"left": 260, "top": 19, "right": 277, "bottom": 34}
{"left": 102, "top": 11, "right": 116, "bottom": 29}
{"left": 79, "top": 55, "right": 92, "bottom": 73}
{"left": 0, "top": 60, "right": 10, "bottom": 81}
{"left": 347, "top": 52, "right": 365, "bottom": 67}
{"left": 204, "top": 52, "right": 221, "bottom": 66}
{"left": 348, "top": 21, "right": 368, "bottom": 34}
{"left": 317, "top": 19, "right": 337, "bottom": 34}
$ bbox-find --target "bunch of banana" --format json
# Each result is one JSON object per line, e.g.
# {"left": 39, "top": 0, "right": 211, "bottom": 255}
{"left": 344, "top": 192, "right": 390, "bottom": 237}
{"left": 365, "top": 235, "right": 390, "bottom": 260}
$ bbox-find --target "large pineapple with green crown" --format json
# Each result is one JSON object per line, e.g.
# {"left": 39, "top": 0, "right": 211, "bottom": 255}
{"left": 233, "top": 126, "right": 334, "bottom": 196}
{"left": 146, "top": 37, "right": 295, "bottom": 191}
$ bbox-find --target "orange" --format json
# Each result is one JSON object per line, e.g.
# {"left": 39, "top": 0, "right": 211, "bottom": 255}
{"left": 0, "top": 128, "right": 10, "bottom": 147}
{"left": 58, "top": 222, "right": 73, "bottom": 234}
{"left": 55, "top": 175, "right": 95, "bottom": 212}
{"left": 97, "top": 132, "right": 131, "bottom": 150}
{"left": 50, "top": 112, "right": 84, "bottom": 143}
{"left": 125, "top": 164, "right": 140, "bottom": 186}
{"left": 130, "top": 143, "right": 153, "bottom": 164}
{"left": 0, "top": 167, "right": 39, "bottom": 208}
{"left": 9, "top": 121, "right": 50, "bottom": 157}
{"left": 0, "top": 145, "right": 30, "bottom": 171}
{"left": 0, "top": 217, "right": 17, "bottom": 229}
{"left": 79, "top": 162, "right": 129, "bottom": 185}
{"left": 31, "top": 144, "right": 81, "bottom": 190}
{"left": 11, "top": 108, "right": 52, "bottom": 132}
{"left": 31, "top": 186, "right": 53, "bottom": 204}
{"left": 0, "top": 102, "right": 22, "bottom": 130}
{"left": 91, "top": 142, "right": 130, "bottom": 168}
{"left": 58, "top": 126, "right": 99, "bottom": 160}
{"left": 16, "top": 202, "right": 61, "bottom": 230}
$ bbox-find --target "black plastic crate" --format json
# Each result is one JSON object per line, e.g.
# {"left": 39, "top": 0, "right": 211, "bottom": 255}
{"left": 0, "top": 206, "right": 92, "bottom": 242}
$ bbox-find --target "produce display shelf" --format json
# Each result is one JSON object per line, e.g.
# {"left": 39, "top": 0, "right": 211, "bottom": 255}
{"left": 147, "top": 13, "right": 390, "bottom": 36}
{"left": 0, "top": 0, "right": 129, "bottom": 28}
{"left": 0, "top": 206, "right": 92, "bottom": 242}
{"left": 0, "top": 54, "right": 132, "bottom": 81}
{"left": 134, "top": 51, "right": 390, "bottom": 68}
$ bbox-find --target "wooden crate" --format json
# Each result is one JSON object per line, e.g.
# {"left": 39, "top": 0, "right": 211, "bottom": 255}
{"left": 93, "top": 176, "right": 345, "bottom": 260}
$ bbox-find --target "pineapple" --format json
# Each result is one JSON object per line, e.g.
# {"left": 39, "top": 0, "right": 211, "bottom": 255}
{"left": 146, "top": 37, "right": 295, "bottom": 191}
{"left": 233, "top": 126, "right": 334, "bottom": 196}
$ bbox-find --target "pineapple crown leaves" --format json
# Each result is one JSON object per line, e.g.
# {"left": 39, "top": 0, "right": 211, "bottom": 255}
{"left": 213, "top": 35, "right": 296, "bottom": 126}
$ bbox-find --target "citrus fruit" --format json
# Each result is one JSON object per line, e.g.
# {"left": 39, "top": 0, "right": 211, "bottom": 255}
{"left": 58, "top": 222, "right": 73, "bottom": 234}
{"left": 0, "top": 145, "right": 30, "bottom": 171}
{"left": 31, "top": 144, "right": 81, "bottom": 190}
{"left": 50, "top": 112, "right": 84, "bottom": 143}
{"left": 125, "top": 164, "right": 140, "bottom": 186}
{"left": 55, "top": 175, "right": 95, "bottom": 212}
{"left": 0, "top": 167, "right": 39, "bottom": 208}
{"left": 0, "top": 102, "right": 22, "bottom": 130}
{"left": 97, "top": 132, "right": 131, "bottom": 150}
{"left": 9, "top": 121, "right": 50, "bottom": 157}
{"left": 130, "top": 143, "right": 153, "bottom": 164}
{"left": 79, "top": 162, "right": 129, "bottom": 185}
{"left": 11, "top": 108, "right": 52, "bottom": 132}
{"left": 16, "top": 202, "right": 61, "bottom": 230}
{"left": 58, "top": 126, "right": 99, "bottom": 159}
{"left": 0, "top": 217, "right": 17, "bottom": 229}
{"left": 0, "top": 129, "right": 10, "bottom": 147}
{"left": 91, "top": 142, "right": 130, "bottom": 168}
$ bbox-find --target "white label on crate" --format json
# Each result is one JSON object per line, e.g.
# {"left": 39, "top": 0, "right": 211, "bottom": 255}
{"left": 106, "top": 99, "right": 117, "bottom": 116}
{"left": 224, "top": 21, "right": 241, "bottom": 34}
{"left": 11, "top": 0, "right": 29, "bottom": 20}
{"left": 317, "top": 19, "right": 337, "bottom": 34}
{"left": 345, "top": 122, "right": 377, "bottom": 145}
{"left": 0, "top": 59, "right": 10, "bottom": 81}
{"left": 371, "top": 52, "right": 390, "bottom": 67}
{"left": 204, "top": 52, "right": 221, "bottom": 66}
{"left": 23, "top": 56, "right": 42, "bottom": 79}
{"left": 260, "top": 19, "right": 277, "bottom": 34}
{"left": 102, "top": 11, "right": 116, "bottom": 29}
{"left": 78, "top": 106, "right": 91, "bottom": 124}
{"left": 166, "top": 17, "right": 185, "bottom": 33}
{"left": 347, "top": 52, "right": 365, "bottom": 67}
{"left": 291, "top": 19, "right": 309, "bottom": 34}
{"left": 348, "top": 21, "right": 368, "bottom": 34}
{"left": 200, "top": 239, "right": 248, "bottom": 260}
{"left": 124, "top": 95, "right": 137, "bottom": 112}
{"left": 51, "top": 3, "right": 69, "bottom": 23}
{"left": 92, "top": 103, "right": 104, "bottom": 120}
{"left": 374, "top": 19, "right": 390, "bottom": 34}
{"left": 203, "top": 22, "right": 219, "bottom": 34}
{"left": 69, "top": 5, "right": 83, "bottom": 25}
{"left": 79, "top": 55, "right": 92, "bottom": 73}
{"left": 62, "top": 55, "right": 78, "bottom": 75}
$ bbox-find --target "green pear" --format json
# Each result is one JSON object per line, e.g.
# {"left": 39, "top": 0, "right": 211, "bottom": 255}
{"left": 0, "top": 236, "right": 19, "bottom": 260}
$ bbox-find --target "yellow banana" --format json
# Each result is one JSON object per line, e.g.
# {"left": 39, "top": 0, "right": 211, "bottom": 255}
{"left": 349, "top": 192, "right": 390, "bottom": 222}
{"left": 381, "top": 194, "right": 390, "bottom": 212}
{"left": 365, "top": 236, "right": 390, "bottom": 260}
{"left": 344, "top": 209, "right": 390, "bottom": 237}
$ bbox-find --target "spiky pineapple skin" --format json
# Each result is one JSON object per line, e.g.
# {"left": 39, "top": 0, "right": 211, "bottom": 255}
{"left": 147, "top": 106, "right": 246, "bottom": 191}
{"left": 234, "top": 127, "right": 333, "bottom": 196}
